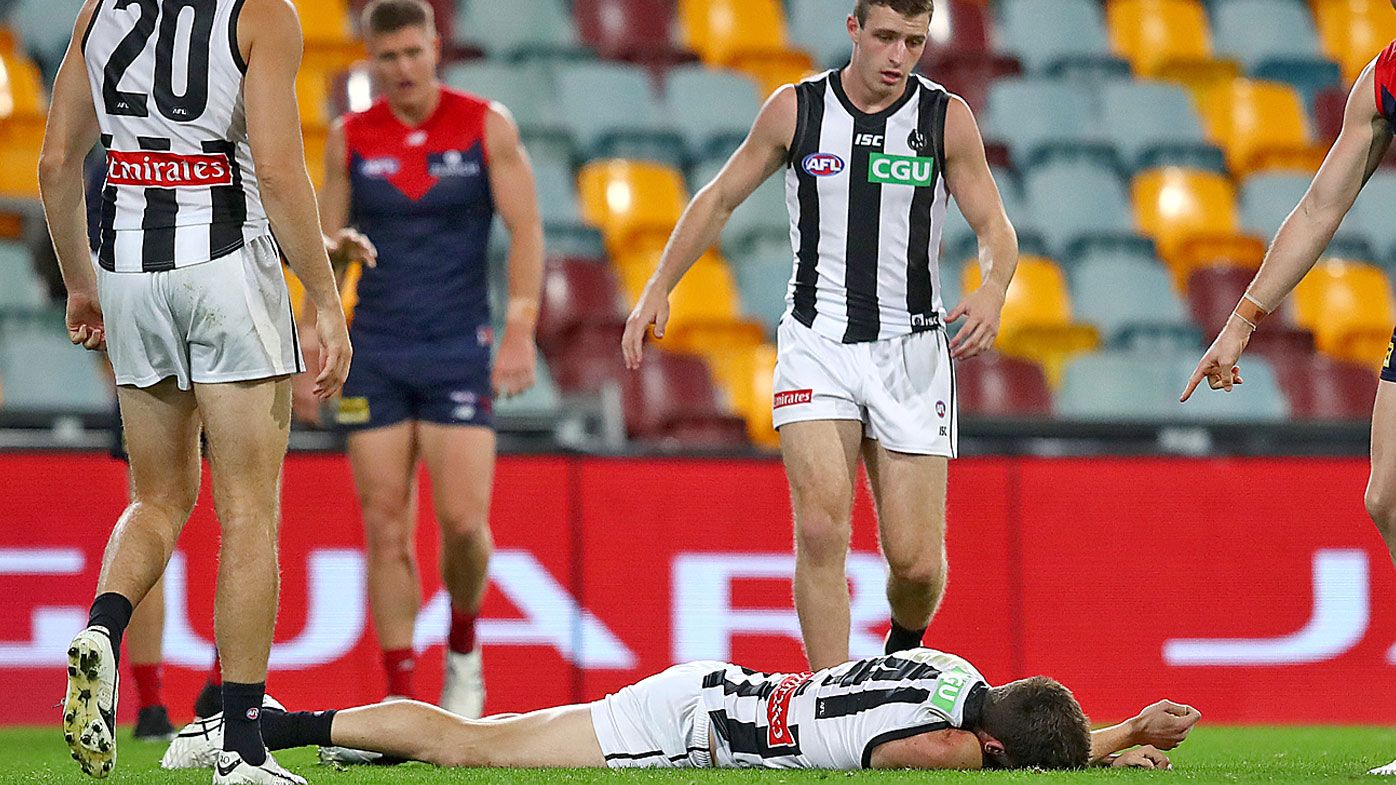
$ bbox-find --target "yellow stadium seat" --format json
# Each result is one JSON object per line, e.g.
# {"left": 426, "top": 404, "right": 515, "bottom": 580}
{"left": 1132, "top": 167, "right": 1263, "bottom": 286}
{"left": 302, "top": 123, "right": 328, "bottom": 189}
{"left": 579, "top": 159, "right": 689, "bottom": 254}
{"left": 1293, "top": 258, "right": 1395, "bottom": 365}
{"left": 732, "top": 50, "right": 818, "bottom": 98}
{"left": 0, "top": 26, "right": 17, "bottom": 57}
{"left": 963, "top": 256, "right": 1100, "bottom": 386}
{"left": 706, "top": 343, "right": 780, "bottom": 448}
{"left": 1197, "top": 78, "right": 1319, "bottom": 176}
{"left": 0, "top": 52, "right": 44, "bottom": 120}
{"left": 286, "top": 261, "right": 360, "bottom": 323}
{"left": 1313, "top": 0, "right": 1396, "bottom": 83}
{"left": 1107, "top": 0, "right": 1216, "bottom": 77}
{"left": 292, "top": 0, "right": 354, "bottom": 45}
{"left": 679, "top": 0, "right": 798, "bottom": 68}
{"left": 613, "top": 247, "right": 766, "bottom": 353}
{"left": 0, "top": 116, "right": 44, "bottom": 197}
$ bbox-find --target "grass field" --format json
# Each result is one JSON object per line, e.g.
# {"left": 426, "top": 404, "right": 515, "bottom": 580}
{"left": 5, "top": 726, "right": 1395, "bottom": 784}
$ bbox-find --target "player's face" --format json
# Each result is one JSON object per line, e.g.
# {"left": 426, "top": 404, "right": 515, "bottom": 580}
{"left": 367, "top": 25, "right": 441, "bottom": 110}
{"left": 847, "top": 6, "right": 930, "bottom": 91}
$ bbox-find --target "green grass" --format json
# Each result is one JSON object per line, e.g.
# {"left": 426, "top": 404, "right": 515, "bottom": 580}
{"left": 5, "top": 726, "right": 1395, "bottom": 783}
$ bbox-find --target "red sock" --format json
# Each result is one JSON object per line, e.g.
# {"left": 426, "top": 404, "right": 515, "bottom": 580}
{"left": 448, "top": 608, "right": 477, "bottom": 655}
{"left": 383, "top": 647, "right": 416, "bottom": 698}
{"left": 208, "top": 650, "right": 222, "bottom": 686}
{"left": 131, "top": 663, "right": 163, "bottom": 710}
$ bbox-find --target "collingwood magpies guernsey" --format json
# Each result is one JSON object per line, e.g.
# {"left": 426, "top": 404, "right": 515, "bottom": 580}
{"left": 702, "top": 648, "right": 987, "bottom": 769}
{"left": 785, "top": 70, "right": 953, "bottom": 343}
{"left": 82, "top": 0, "right": 268, "bottom": 273}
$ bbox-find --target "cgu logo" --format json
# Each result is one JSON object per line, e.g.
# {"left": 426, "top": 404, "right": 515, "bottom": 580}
{"left": 868, "top": 153, "right": 935, "bottom": 187}
{"left": 802, "top": 153, "right": 846, "bottom": 177}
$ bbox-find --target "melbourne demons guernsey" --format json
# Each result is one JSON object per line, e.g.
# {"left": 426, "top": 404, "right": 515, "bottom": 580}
{"left": 702, "top": 648, "right": 987, "bottom": 769}
{"left": 785, "top": 71, "right": 953, "bottom": 343}
{"left": 343, "top": 88, "right": 494, "bottom": 346}
{"left": 1376, "top": 41, "right": 1396, "bottom": 130}
{"left": 83, "top": 0, "right": 268, "bottom": 272}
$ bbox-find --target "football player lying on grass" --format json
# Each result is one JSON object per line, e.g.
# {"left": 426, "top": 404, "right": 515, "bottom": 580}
{"left": 164, "top": 648, "right": 1199, "bottom": 772}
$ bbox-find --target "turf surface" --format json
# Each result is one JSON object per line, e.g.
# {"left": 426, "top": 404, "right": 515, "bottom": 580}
{"left": 4, "top": 726, "right": 1394, "bottom": 783}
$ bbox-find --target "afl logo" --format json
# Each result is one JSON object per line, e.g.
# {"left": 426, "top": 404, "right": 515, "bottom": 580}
{"left": 936, "top": 401, "right": 947, "bottom": 418}
{"left": 802, "top": 153, "right": 846, "bottom": 177}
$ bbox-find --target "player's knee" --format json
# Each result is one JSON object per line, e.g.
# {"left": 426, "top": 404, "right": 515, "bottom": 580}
{"left": 438, "top": 511, "right": 490, "bottom": 544}
{"left": 131, "top": 483, "right": 199, "bottom": 526}
{"left": 1366, "top": 485, "right": 1396, "bottom": 537}
{"left": 794, "top": 513, "right": 851, "bottom": 564}
{"left": 886, "top": 550, "right": 945, "bottom": 591}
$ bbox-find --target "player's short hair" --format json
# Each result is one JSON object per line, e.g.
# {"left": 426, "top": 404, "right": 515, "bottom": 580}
{"left": 853, "top": 0, "right": 935, "bottom": 25}
{"left": 361, "top": 0, "right": 436, "bottom": 38}
{"left": 981, "top": 677, "right": 1091, "bottom": 770}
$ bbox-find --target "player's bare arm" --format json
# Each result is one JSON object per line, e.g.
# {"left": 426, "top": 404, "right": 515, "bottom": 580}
{"left": 485, "top": 102, "right": 543, "bottom": 397}
{"left": 621, "top": 85, "right": 796, "bottom": 368}
{"left": 241, "top": 0, "right": 352, "bottom": 399}
{"left": 1089, "top": 699, "right": 1201, "bottom": 765}
{"left": 1182, "top": 60, "right": 1391, "bottom": 401}
{"left": 942, "top": 95, "right": 1017, "bottom": 360}
{"left": 316, "top": 117, "right": 377, "bottom": 273}
{"left": 38, "top": 0, "right": 105, "bottom": 352}
{"left": 868, "top": 727, "right": 984, "bottom": 769}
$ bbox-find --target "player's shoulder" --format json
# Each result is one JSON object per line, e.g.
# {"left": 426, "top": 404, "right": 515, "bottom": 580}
{"left": 341, "top": 98, "right": 394, "bottom": 135}
{"left": 1370, "top": 39, "right": 1396, "bottom": 123}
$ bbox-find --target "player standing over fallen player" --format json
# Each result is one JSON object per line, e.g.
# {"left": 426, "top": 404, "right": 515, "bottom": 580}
{"left": 41, "top": 0, "right": 351, "bottom": 780}
{"left": 623, "top": 0, "right": 1017, "bottom": 669}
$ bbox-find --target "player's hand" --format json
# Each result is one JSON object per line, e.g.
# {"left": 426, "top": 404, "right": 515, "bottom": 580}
{"left": 1129, "top": 700, "right": 1201, "bottom": 751}
{"left": 622, "top": 287, "right": 670, "bottom": 370}
{"left": 493, "top": 327, "right": 537, "bottom": 398}
{"left": 325, "top": 228, "right": 377, "bottom": 269}
{"left": 66, "top": 290, "right": 106, "bottom": 352}
{"left": 946, "top": 282, "right": 1005, "bottom": 360}
{"left": 1111, "top": 746, "right": 1172, "bottom": 769}
{"left": 1180, "top": 319, "right": 1250, "bottom": 402}
{"left": 313, "top": 311, "right": 352, "bottom": 400}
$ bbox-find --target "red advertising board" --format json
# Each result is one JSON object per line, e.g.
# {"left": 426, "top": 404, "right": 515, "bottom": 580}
{"left": 0, "top": 453, "right": 1391, "bottom": 726}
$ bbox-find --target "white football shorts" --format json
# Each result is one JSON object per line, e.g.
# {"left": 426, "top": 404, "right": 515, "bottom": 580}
{"left": 589, "top": 661, "right": 716, "bottom": 769}
{"left": 97, "top": 234, "right": 303, "bottom": 389}
{"left": 771, "top": 317, "right": 958, "bottom": 457}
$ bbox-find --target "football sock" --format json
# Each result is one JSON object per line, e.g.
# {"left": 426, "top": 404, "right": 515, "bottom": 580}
{"left": 447, "top": 608, "right": 477, "bottom": 655}
{"left": 259, "top": 708, "right": 337, "bottom": 751}
{"left": 885, "top": 619, "right": 927, "bottom": 655}
{"left": 87, "top": 592, "right": 133, "bottom": 666}
{"left": 221, "top": 681, "right": 268, "bottom": 765}
{"left": 131, "top": 663, "right": 163, "bottom": 710}
{"left": 383, "top": 648, "right": 416, "bottom": 698}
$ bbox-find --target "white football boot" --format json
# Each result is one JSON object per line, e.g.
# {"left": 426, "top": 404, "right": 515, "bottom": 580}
{"left": 439, "top": 649, "right": 485, "bottom": 718}
{"left": 212, "top": 750, "right": 306, "bottom": 785}
{"left": 162, "top": 695, "right": 286, "bottom": 770}
{"left": 1370, "top": 759, "right": 1396, "bottom": 775}
{"left": 62, "top": 627, "right": 119, "bottom": 778}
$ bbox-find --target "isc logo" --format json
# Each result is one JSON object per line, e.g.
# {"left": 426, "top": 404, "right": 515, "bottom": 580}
{"left": 854, "top": 133, "right": 884, "bottom": 147}
{"left": 801, "top": 153, "right": 846, "bottom": 177}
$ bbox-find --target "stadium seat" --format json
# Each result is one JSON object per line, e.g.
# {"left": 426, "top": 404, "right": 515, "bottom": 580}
{"left": 622, "top": 351, "right": 751, "bottom": 448}
{"left": 1059, "top": 349, "right": 1287, "bottom": 421}
{"left": 955, "top": 354, "right": 1054, "bottom": 417}
{"left": 492, "top": 356, "right": 565, "bottom": 420}
{"left": 537, "top": 256, "right": 626, "bottom": 356}
{"left": 442, "top": 61, "right": 573, "bottom": 159}
{"left": 573, "top": 0, "right": 693, "bottom": 66}
{"left": 1239, "top": 172, "right": 1313, "bottom": 239}
{"left": 292, "top": 0, "right": 354, "bottom": 44}
{"left": 921, "top": 0, "right": 992, "bottom": 67}
{"left": 1266, "top": 352, "right": 1378, "bottom": 419}
{"left": 9, "top": 0, "right": 86, "bottom": 74}
{"left": 1106, "top": 0, "right": 1215, "bottom": 77}
{"left": 1312, "top": 0, "right": 1396, "bottom": 83}
{"left": 531, "top": 153, "right": 586, "bottom": 231}
{"left": 1210, "top": 0, "right": 1329, "bottom": 70}
{"left": 455, "top": 0, "right": 585, "bottom": 61}
{"left": 983, "top": 77, "right": 1098, "bottom": 167}
{"left": 996, "top": 0, "right": 1120, "bottom": 74}
{"left": 0, "top": 116, "right": 44, "bottom": 197}
{"left": 1346, "top": 171, "right": 1396, "bottom": 261}
{"left": 1292, "top": 258, "right": 1396, "bottom": 365}
{"left": 0, "top": 240, "right": 45, "bottom": 311}
{"left": 1197, "top": 78, "right": 1319, "bottom": 176}
{"left": 1099, "top": 80, "right": 1216, "bottom": 173}
{"left": 678, "top": 0, "right": 798, "bottom": 69}
{"left": 555, "top": 61, "right": 683, "bottom": 164}
{"left": 704, "top": 342, "right": 779, "bottom": 448}
{"left": 920, "top": 51, "right": 1022, "bottom": 116}
{"left": 0, "top": 51, "right": 44, "bottom": 120}
{"left": 732, "top": 236, "right": 793, "bottom": 335}
{"left": 0, "top": 319, "right": 112, "bottom": 413}
{"left": 665, "top": 66, "right": 761, "bottom": 162}
{"left": 577, "top": 159, "right": 687, "bottom": 254}
{"left": 1251, "top": 59, "right": 1342, "bottom": 122}
{"left": 728, "top": 49, "right": 820, "bottom": 98}
{"left": 688, "top": 159, "right": 786, "bottom": 256}
{"left": 1185, "top": 265, "right": 1262, "bottom": 337}
{"left": 1132, "top": 167, "right": 1261, "bottom": 286}
{"left": 788, "top": 0, "right": 856, "bottom": 68}
{"left": 614, "top": 247, "right": 767, "bottom": 353}
{"left": 1023, "top": 157, "right": 1140, "bottom": 259}
{"left": 1070, "top": 254, "right": 1195, "bottom": 348}
{"left": 963, "top": 256, "right": 1101, "bottom": 386}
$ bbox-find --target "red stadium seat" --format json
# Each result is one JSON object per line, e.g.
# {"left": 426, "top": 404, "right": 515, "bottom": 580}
{"left": 537, "top": 257, "right": 627, "bottom": 354}
{"left": 574, "top": 0, "right": 695, "bottom": 68}
{"left": 956, "top": 354, "right": 1054, "bottom": 417}
{"left": 920, "top": 51, "right": 1022, "bottom": 116}
{"left": 1265, "top": 353, "right": 1377, "bottom": 419}
{"left": 547, "top": 323, "right": 629, "bottom": 395}
{"left": 1185, "top": 266, "right": 1318, "bottom": 356}
{"left": 921, "top": 0, "right": 991, "bottom": 65}
{"left": 623, "top": 352, "right": 751, "bottom": 448}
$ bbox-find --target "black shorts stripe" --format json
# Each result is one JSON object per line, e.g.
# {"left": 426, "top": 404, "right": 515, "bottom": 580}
{"left": 841, "top": 117, "right": 887, "bottom": 343}
{"left": 905, "top": 90, "right": 944, "bottom": 328}
{"left": 602, "top": 747, "right": 706, "bottom": 762}
{"left": 791, "top": 80, "right": 825, "bottom": 329}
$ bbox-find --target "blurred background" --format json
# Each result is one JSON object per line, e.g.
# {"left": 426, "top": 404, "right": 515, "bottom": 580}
{"left": 0, "top": 0, "right": 1392, "bottom": 731}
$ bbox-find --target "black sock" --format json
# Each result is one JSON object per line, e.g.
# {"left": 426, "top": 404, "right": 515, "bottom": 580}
{"left": 259, "top": 708, "right": 337, "bottom": 751}
{"left": 222, "top": 681, "right": 268, "bottom": 765}
{"left": 87, "top": 593, "right": 133, "bottom": 665}
{"left": 885, "top": 619, "right": 927, "bottom": 654}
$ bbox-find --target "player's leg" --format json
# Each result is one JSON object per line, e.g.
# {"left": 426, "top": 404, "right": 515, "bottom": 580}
{"left": 66, "top": 380, "right": 201, "bottom": 776}
{"left": 347, "top": 422, "right": 422, "bottom": 698}
{"left": 863, "top": 443, "right": 948, "bottom": 652}
{"left": 127, "top": 575, "right": 175, "bottom": 741}
{"left": 418, "top": 422, "right": 495, "bottom": 717}
{"left": 781, "top": 420, "right": 864, "bottom": 670}
{"left": 1364, "top": 381, "right": 1396, "bottom": 571}
{"left": 193, "top": 377, "right": 292, "bottom": 767}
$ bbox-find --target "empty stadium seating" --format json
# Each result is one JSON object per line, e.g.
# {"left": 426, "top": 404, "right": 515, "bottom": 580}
{"left": 555, "top": 61, "right": 683, "bottom": 163}
{"left": 997, "top": 0, "right": 1120, "bottom": 75}
{"left": 1292, "top": 258, "right": 1396, "bottom": 365}
{"left": 955, "top": 354, "right": 1054, "bottom": 417}
{"left": 1132, "top": 167, "right": 1263, "bottom": 287}
{"left": 1099, "top": 80, "right": 1216, "bottom": 173}
{"left": 1070, "top": 254, "right": 1196, "bottom": 350}
{"left": 622, "top": 351, "right": 750, "bottom": 448}
{"left": 1023, "top": 156, "right": 1140, "bottom": 259}
{"left": 455, "top": 0, "right": 584, "bottom": 62}
{"left": 577, "top": 159, "right": 687, "bottom": 254}
{"left": 983, "top": 77, "right": 1098, "bottom": 167}
{"left": 964, "top": 256, "right": 1101, "bottom": 386}
{"left": 1106, "top": 0, "right": 1215, "bottom": 78}
{"left": 1197, "top": 78, "right": 1320, "bottom": 176}
{"left": 1060, "top": 349, "right": 1287, "bottom": 421}
{"left": 1312, "top": 0, "right": 1396, "bottom": 82}
{"left": 574, "top": 0, "right": 692, "bottom": 67}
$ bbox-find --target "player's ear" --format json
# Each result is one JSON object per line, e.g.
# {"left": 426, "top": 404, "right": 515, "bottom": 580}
{"left": 981, "top": 737, "right": 1009, "bottom": 768}
{"left": 846, "top": 13, "right": 859, "bottom": 42}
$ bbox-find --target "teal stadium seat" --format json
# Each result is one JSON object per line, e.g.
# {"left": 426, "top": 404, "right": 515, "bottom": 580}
{"left": 0, "top": 319, "right": 112, "bottom": 412}
{"left": 530, "top": 151, "right": 585, "bottom": 230}
{"left": 995, "top": 0, "right": 1119, "bottom": 74}
{"left": 691, "top": 159, "right": 788, "bottom": 257}
{"left": 1069, "top": 254, "right": 1197, "bottom": 350}
{"left": 789, "top": 0, "right": 855, "bottom": 69}
{"left": 442, "top": 61, "right": 574, "bottom": 160}
{"left": 1024, "top": 158, "right": 1140, "bottom": 259}
{"left": 1346, "top": 171, "right": 1396, "bottom": 261}
{"left": 1239, "top": 171, "right": 1311, "bottom": 238}
{"left": 1211, "top": 0, "right": 1339, "bottom": 110}
{"left": 938, "top": 256, "right": 964, "bottom": 315}
{"left": 665, "top": 65, "right": 762, "bottom": 162}
{"left": 1099, "top": 80, "right": 1218, "bottom": 172}
{"left": 10, "top": 0, "right": 86, "bottom": 74}
{"left": 0, "top": 241, "right": 46, "bottom": 311}
{"left": 553, "top": 61, "right": 684, "bottom": 164}
{"left": 1059, "top": 350, "right": 1287, "bottom": 421}
{"left": 492, "top": 355, "right": 563, "bottom": 419}
{"left": 454, "top": 0, "right": 585, "bottom": 62}
{"left": 943, "top": 166, "right": 1032, "bottom": 262}
{"left": 984, "top": 77, "right": 1099, "bottom": 167}
{"left": 733, "top": 235, "right": 793, "bottom": 335}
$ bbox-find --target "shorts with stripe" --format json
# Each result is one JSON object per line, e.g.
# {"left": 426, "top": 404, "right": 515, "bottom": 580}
{"left": 97, "top": 234, "right": 303, "bottom": 389}
{"left": 772, "top": 317, "right": 957, "bottom": 457}
{"left": 590, "top": 661, "right": 716, "bottom": 769}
